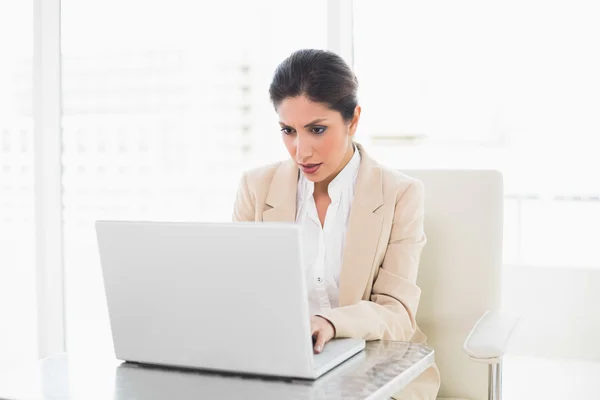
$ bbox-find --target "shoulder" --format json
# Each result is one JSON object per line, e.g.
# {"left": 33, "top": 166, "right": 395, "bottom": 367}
{"left": 240, "top": 160, "right": 285, "bottom": 194}
{"left": 377, "top": 163, "right": 425, "bottom": 204}
{"left": 356, "top": 143, "right": 424, "bottom": 203}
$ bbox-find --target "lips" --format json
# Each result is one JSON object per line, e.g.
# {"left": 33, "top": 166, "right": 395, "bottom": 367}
{"left": 299, "top": 163, "right": 322, "bottom": 175}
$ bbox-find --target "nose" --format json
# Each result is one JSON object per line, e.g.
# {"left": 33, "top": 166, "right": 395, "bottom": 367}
{"left": 295, "top": 135, "right": 313, "bottom": 163}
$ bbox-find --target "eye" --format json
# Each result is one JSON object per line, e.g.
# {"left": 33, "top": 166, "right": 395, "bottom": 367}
{"left": 280, "top": 127, "right": 295, "bottom": 135}
{"left": 311, "top": 126, "right": 327, "bottom": 135}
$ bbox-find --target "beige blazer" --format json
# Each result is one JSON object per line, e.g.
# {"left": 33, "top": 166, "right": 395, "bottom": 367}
{"left": 233, "top": 143, "right": 427, "bottom": 342}
{"left": 232, "top": 143, "right": 440, "bottom": 399}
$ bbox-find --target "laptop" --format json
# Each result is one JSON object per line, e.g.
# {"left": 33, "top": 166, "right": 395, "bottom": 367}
{"left": 95, "top": 220, "right": 365, "bottom": 380}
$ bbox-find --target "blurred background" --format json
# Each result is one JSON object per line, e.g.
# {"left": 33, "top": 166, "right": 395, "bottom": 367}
{"left": 1, "top": 1, "right": 599, "bottom": 398}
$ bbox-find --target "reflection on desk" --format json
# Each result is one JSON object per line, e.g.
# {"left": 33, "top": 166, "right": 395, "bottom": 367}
{"left": 0, "top": 341, "right": 434, "bottom": 400}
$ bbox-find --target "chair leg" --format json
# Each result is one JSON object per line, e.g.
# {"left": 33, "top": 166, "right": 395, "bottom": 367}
{"left": 488, "top": 362, "right": 502, "bottom": 400}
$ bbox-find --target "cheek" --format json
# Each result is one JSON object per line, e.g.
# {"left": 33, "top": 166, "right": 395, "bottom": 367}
{"left": 319, "top": 130, "right": 348, "bottom": 161}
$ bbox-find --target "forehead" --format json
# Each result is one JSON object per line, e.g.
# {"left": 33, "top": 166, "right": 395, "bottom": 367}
{"left": 277, "top": 96, "right": 339, "bottom": 124}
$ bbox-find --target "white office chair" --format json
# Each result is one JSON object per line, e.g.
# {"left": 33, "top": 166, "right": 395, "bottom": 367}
{"left": 406, "top": 170, "right": 519, "bottom": 400}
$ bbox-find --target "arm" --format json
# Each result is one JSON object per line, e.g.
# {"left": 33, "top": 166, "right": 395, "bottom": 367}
{"left": 232, "top": 172, "right": 255, "bottom": 222}
{"left": 318, "top": 180, "right": 426, "bottom": 341}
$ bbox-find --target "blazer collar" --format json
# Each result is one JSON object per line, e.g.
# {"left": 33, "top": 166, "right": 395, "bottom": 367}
{"left": 263, "top": 157, "right": 298, "bottom": 222}
{"left": 262, "top": 143, "right": 385, "bottom": 306}
{"left": 337, "top": 144, "right": 384, "bottom": 305}
{"left": 350, "top": 143, "right": 384, "bottom": 212}
{"left": 264, "top": 143, "right": 383, "bottom": 213}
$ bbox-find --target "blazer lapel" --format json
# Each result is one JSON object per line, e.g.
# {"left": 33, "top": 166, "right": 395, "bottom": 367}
{"left": 263, "top": 159, "right": 299, "bottom": 222}
{"left": 338, "top": 145, "right": 384, "bottom": 306}
{"left": 261, "top": 145, "right": 384, "bottom": 307}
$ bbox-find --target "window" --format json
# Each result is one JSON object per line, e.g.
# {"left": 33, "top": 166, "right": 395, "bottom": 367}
{"left": 0, "top": 1, "right": 36, "bottom": 363}
{"left": 61, "top": 0, "right": 327, "bottom": 355}
{"left": 354, "top": 0, "right": 600, "bottom": 266}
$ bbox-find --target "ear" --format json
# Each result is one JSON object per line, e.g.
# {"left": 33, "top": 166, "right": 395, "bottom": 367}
{"left": 348, "top": 105, "right": 361, "bottom": 137}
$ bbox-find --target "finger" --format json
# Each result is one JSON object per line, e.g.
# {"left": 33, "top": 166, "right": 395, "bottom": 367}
{"left": 313, "top": 330, "right": 326, "bottom": 354}
{"left": 310, "top": 319, "right": 319, "bottom": 336}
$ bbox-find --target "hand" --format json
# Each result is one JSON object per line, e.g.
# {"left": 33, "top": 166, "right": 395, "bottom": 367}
{"left": 310, "top": 316, "right": 336, "bottom": 354}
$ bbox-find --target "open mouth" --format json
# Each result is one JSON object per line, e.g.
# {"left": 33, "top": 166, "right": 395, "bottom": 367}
{"left": 299, "top": 163, "right": 322, "bottom": 175}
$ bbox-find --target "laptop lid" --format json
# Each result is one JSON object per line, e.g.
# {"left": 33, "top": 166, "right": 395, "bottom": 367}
{"left": 96, "top": 221, "right": 316, "bottom": 378}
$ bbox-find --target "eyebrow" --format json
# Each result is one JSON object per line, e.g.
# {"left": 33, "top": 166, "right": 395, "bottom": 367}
{"left": 278, "top": 119, "right": 328, "bottom": 128}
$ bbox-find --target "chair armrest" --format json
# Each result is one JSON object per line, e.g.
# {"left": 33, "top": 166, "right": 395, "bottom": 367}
{"left": 463, "top": 310, "right": 520, "bottom": 363}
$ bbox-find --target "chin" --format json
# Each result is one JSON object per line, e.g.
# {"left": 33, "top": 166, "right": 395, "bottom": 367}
{"left": 303, "top": 170, "right": 328, "bottom": 183}
{"left": 303, "top": 175, "right": 321, "bottom": 183}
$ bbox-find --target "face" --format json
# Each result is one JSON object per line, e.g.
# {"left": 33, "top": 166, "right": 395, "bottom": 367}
{"left": 277, "top": 95, "right": 360, "bottom": 183}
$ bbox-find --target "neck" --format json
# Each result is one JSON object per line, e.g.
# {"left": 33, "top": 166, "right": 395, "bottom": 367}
{"left": 314, "top": 143, "right": 355, "bottom": 195}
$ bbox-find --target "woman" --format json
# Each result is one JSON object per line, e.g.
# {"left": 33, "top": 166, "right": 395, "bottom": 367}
{"left": 233, "top": 49, "right": 440, "bottom": 400}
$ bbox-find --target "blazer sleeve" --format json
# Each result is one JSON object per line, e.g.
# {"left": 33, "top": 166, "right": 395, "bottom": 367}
{"left": 232, "top": 172, "right": 256, "bottom": 222}
{"left": 317, "top": 180, "right": 426, "bottom": 341}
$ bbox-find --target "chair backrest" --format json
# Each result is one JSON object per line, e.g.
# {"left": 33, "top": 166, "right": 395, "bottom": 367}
{"left": 405, "top": 170, "right": 504, "bottom": 400}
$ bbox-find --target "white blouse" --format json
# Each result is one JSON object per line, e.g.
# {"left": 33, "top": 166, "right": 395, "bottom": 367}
{"left": 296, "top": 147, "right": 361, "bottom": 316}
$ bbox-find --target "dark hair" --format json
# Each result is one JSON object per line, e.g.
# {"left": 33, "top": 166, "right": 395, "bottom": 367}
{"left": 269, "top": 49, "right": 359, "bottom": 123}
